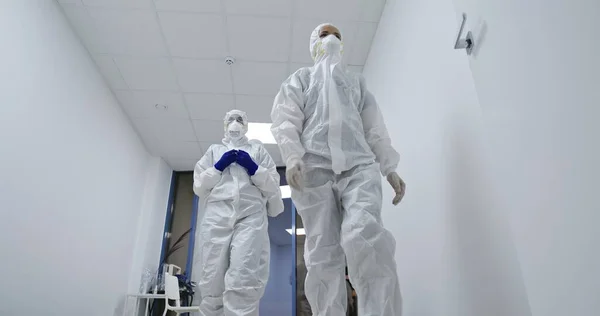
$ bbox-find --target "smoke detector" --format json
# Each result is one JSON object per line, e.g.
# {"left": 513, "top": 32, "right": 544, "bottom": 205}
{"left": 155, "top": 104, "right": 168, "bottom": 111}
{"left": 225, "top": 56, "right": 235, "bottom": 65}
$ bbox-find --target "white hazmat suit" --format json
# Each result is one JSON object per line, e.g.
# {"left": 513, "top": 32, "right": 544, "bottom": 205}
{"left": 271, "top": 24, "right": 406, "bottom": 315}
{"left": 192, "top": 110, "right": 284, "bottom": 316}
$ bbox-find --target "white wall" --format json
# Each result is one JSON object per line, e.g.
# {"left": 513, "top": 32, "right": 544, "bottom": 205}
{"left": 127, "top": 158, "right": 172, "bottom": 296}
{"left": 451, "top": 1, "right": 600, "bottom": 315}
{"left": 363, "top": 0, "right": 531, "bottom": 315}
{"left": 0, "top": 1, "right": 171, "bottom": 315}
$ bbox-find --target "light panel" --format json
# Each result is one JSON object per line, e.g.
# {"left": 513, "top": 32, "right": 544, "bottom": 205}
{"left": 247, "top": 122, "right": 276, "bottom": 144}
{"left": 280, "top": 185, "right": 291, "bottom": 199}
{"left": 286, "top": 228, "right": 306, "bottom": 236}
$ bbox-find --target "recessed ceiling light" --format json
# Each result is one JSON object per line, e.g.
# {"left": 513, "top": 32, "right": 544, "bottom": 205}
{"left": 247, "top": 122, "right": 276, "bottom": 144}
{"left": 286, "top": 228, "right": 306, "bottom": 236}
{"left": 280, "top": 185, "right": 291, "bottom": 199}
{"left": 155, "top": 104, "right": 168, "bottom": 111}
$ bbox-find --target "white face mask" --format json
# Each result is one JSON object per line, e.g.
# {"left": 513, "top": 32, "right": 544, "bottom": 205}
{"left": 227, "top": 121, "right": 245, "bottom": 140}
{"left": 321, "top": 34, "right": 342, "bottom": 54}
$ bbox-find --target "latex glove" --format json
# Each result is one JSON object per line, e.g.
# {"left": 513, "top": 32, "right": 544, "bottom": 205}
{"left": 236, "top": 150, "right": 259, "bottom": 176}
{"left": 214, "top": 150, "right": 238, "bottom": 172}
{"left": 387, "top": 172, "right": 406, "bottom": 205}
{"left": 286, "top": 157, "right": 305, "bottom": 191}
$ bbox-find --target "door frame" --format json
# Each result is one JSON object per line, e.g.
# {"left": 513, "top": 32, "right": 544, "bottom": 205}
{"left": 158, "top": 172, "right": 200, "bottom": 280}
{"left": 157, "top": 171, "right": 177, "bottom": 276}
{"left": 291, "top": 203, "right": 298, "bottom": 316}
{"left": 185, "top": 194, "right": 200, "bottom": 280}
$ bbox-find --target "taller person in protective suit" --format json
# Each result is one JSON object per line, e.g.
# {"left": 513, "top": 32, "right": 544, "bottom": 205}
{"left": 271, "top": 23, "right": 407, "bottom": 316}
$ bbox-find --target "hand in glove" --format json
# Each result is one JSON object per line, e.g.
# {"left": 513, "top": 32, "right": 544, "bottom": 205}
{"left": 236, "top": 150, "right": 259, "bottom": 176}
{"left": 387, "top": 172, "right": 406, "bottom": 205}
{"left": 286, "top": 157, "right": 305, "bottom": 191}
{"left": 214, "top": 150, "right": 238, "bottom": 172}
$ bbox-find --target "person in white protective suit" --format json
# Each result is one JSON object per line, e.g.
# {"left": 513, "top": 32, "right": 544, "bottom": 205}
{"left": 271, "top": 23, "right": 407, "bottom": 315}
{"left": 192, "top": 109, "right": 284, "bottom": 316}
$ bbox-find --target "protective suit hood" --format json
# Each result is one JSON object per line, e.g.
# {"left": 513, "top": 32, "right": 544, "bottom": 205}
{"left": 310, "top": 23, "right": 344, "bottom": 64}
{"left": 223, "top": 109, "right": 249, "bottom": 147}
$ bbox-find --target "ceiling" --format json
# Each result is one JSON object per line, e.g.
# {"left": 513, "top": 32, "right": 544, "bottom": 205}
{"left": 57, "top": 0, "right": 386, "bottom": 170}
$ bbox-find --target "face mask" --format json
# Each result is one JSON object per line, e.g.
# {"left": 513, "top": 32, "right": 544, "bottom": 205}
{"left": 227, "top": 121, "right": 245, "bottom": 140}
{"left": 321, "top": 34, "right": 342, "bottom": 54}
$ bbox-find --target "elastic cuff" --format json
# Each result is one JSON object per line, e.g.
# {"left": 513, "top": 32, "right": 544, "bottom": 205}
{"left": 250, "top": 166, "right": 268, "bottom": 184}
{"left": 286, "top": 155, "right": 302, "bottom": 167}
{"left": 382, "top": 167, "right": 397, "bottom": 177}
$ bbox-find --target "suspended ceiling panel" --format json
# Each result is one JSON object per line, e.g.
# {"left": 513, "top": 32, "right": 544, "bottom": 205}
{"left": 58, "top": 0, "right": 386, "bottom": 170}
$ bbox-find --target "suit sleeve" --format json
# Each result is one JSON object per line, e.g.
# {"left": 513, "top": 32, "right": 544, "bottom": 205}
{"left": 251, "top": 144, "right": 284, "bottom": 217}
{"left": 193, "top": 145, "right": 222, "bottom": 196}
{"left": 359, "top": 75, "right": 400, "bottom": 176}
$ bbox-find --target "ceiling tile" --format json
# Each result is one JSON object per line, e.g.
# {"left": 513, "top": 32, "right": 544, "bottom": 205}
{"left": 232, "top": 61, "right": 288, "bottom": 95}
{"left": 227, "top": 16, "right": 291, "bottom": 62}
{"left": 290, "top": 62, "right": 312, "bottom": 73}
{"left": 158, "top": 12, "right": 226, "bottom": 59}
{"left": 235, "top": 95, "right": 274, "bottom": 123}
{"left": 132, "top": 117, "right": 197, "bottom": 144}
{"left": 348, "top": 22, "right": 378, "bottom": 65}
{"left": 82, "top": 0, "right": 154, "bottom": 9}
{"left": 293, "top": 0, "right": 360, "bottom": 21}
{"left": 115, "top": 91, "right": 188, "bottom": 119}
{"left": 158, "top": 141, "right": 203, "bottom": 159}
{"left": 357, "top": 0, "right": 386, "bottom": 22}
{"left": 339, "top": 23, "right": 360, "bottom": 63}
{"left": 85, "top": 8, "right": 167, "bottom": 56}
{"left": 347, "top": 65, "right": 364, "bottom": 73}
{"left": 156, "top": 119, "right": 198, "bottom": 142}
{"left": 172, "top": 59, "right": 233, "bottom": 93}
{"left": 192, "top": 120, "right": 226, "bottom": 142}
{"left": 92, "top": 55, "right": 129, "bottom": 89}
{"left": 289, "top": 19, "right": 314, "bottom": 63}
{"left": 199, "top": 141, "right": 217, "bottom": 152}
{"left": 185, "top": 94, "right": 235, "bottom": 120}
{"left": 225, "top": 0, "right": 292, "bottom": 16}
{"left": 290, "top": 19, "right": 358, "bottom": 63}
{"left": 167, "top": 158, "right": 199, "bottom": 171}
{"left": 131, "top": 121, "right": 198, "bottom": 157}
{"left": 144, "top": 140, "right": 202, "bottom": 159}
{"left": 154, "top": 0, "right": 221, "bottom": 13}
{"left": 114, "top": 57, "right": 179, "bottom": 91}
{"left": 58, "top": 0, "right": 83, "bottom": 6}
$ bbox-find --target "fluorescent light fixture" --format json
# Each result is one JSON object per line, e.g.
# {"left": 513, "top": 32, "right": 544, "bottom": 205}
{"left": 247, "top": 122, "right": 276, "bottom": 144}
{"left": 286, "top": 228, "right": 306, "bottom": 236}
{"left": 280, "top": 185, "right": 291, "bottom": 199}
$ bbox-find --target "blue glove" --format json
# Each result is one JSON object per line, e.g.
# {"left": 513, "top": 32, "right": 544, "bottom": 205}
{"left": 236, "top": 150, "right": 259, "bottom": 176}
{"left": 214, "top": 150, "right": 238, "bottom": 172}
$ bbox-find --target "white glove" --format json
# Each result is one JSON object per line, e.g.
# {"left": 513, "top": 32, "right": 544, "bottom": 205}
{"left": 286, "top": 157, "right": 305, "bottom": 191}
{"left": 387, "top": 172, "right": 406, "bottom": 205}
